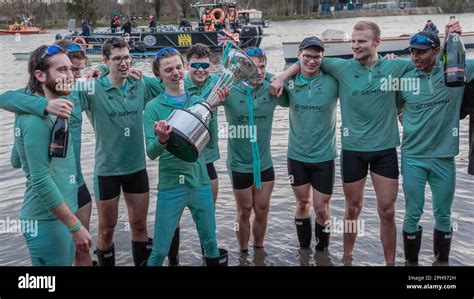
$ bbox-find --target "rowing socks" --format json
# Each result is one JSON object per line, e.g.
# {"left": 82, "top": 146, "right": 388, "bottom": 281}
{"left": 315, "top": 221, "right": 330, "bottom": 251}
{"left": 295, "top": 217, "right": 312, "bottom": 248}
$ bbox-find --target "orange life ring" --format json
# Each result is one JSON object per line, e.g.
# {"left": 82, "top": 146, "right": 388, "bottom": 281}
{"left": 73, "top": 37, "right": 87, "bottom": 49}
{"left": 210, "top": 8, "right": 225, "bottom": 24}
{"left": 226, "top": 7, "right": 238, "bottom": 22}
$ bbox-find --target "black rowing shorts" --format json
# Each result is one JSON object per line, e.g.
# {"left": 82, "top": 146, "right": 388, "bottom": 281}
{"left": 77, "top": 183, "right": 92, "bottom": 209}
{"left": 287, "top": 158, "right": 335, "bottom": 195}
{"left": 96, "top": 169, "right": 149, "bottom": 201}
{"left": 341, "top": 148, "right": 399, "bottom": 183}
{"left": 231, "top": 167, "right": 275, "bottom": 190}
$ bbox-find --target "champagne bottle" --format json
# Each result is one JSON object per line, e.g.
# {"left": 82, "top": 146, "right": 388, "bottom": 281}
{"left": 443, "top": 16, "right": 467, "bottom": 87}
{"left": 49, "top": 117, "right": 69, "bottom": 158}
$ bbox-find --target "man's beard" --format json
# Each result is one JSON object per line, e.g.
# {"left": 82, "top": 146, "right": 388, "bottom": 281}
{"left": 45, "top": 75, "right": 72, "bottom": 97}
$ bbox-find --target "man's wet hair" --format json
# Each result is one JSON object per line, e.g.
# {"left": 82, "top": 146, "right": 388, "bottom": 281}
{"left": 27, "top": 45, "right": 67, "bottom": 96}
{"left": 56, "top": 39, "right": 87, "bottom": 61}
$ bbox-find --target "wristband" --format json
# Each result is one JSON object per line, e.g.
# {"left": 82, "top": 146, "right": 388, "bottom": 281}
{"left": 68, "top": 222, "right": 82, "bottom": 233}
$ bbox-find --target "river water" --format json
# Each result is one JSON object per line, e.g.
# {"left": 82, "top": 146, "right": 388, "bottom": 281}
{"left": 0, "top": 13, "right": 473, "bottom": 266}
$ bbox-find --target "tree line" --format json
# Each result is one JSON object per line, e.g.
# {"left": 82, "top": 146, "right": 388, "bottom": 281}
{"left": 0, "top": 0, "right": 470, "bottom": 27}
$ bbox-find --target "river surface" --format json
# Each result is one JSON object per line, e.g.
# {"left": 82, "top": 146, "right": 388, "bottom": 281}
{"left": 0, "top": 13, "right": 473, "bottom": 266}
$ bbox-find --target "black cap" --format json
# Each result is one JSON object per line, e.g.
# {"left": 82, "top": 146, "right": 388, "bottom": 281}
{"left": 299, "top": 36, "right": 325, "bottom": 51}
{"left": 409, "top": 31, "right": 440, "bottom": 50}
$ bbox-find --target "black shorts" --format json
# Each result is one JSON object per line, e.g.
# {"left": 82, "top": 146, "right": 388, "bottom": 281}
{"left": 206, "top": 163, "right": 218, "bottom": 180}
{"left": 77, "top": 183, "right": 92, "bottom": 209}
{"left": 97, "top": 169, "right": 149, "bottom": 201}
{"left": 287, "top": 158, "right": 335, "bottom": 195}
{"left": 231, "top": 167, "right": 275, "bottom": 190}
{"left": 341, "top": 148, "right": 399, "bottom": 183}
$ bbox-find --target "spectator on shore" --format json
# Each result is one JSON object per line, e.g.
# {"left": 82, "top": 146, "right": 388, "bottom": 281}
{"left": 110, "top": 14, "right": 121, "bottom": 33}
{"left": 423, "top": 19, "right": 439, "bottom": 35}
{"left": 81, "top": 19, "right": 91, "bottom": 36}
{"left": 179, "top": 17, "right": 192, "bottom": 31}
{"left": 148, "top": 15, "right": 157, "bottom": 32}
{"left": 121, "top": 18, "right": 132, "bottom": 35}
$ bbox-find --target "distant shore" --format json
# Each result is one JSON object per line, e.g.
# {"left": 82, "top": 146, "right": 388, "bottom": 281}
{"left": 269, "top": 6, "right": 444, "bottom": 21}
{"left": 0, "top": 6, "right": 462, "bottom": 31}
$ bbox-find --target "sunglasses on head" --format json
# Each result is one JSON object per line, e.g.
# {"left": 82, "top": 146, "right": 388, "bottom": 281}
{"left": 409, "top": 35, "right": 437, "bottom": 48}
{"left": 246, "top": 48, "right": 265, "bottom": 57}
{"left": 190, "top": 62, "right": 210, "bottom": 70}
{"left": 155, "top": 47, "right": 178, "bottom": 60}
{"left": 40, "top": 43, "right": 84, "bottom": 61}
{"left": 66, "top": 43, "right": 84, "bottom": 53}
{"left": 40, "top": 44, "right": 63, "bottom": 61}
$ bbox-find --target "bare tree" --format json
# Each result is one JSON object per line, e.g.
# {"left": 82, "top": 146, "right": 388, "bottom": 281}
{"left": 154, "top": 0, "right": 162, "bottom": 20}
{"left": 67, "top": 0, "right": 99, "bottom": 24}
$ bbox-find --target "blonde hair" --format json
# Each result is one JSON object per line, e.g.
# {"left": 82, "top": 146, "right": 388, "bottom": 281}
{"left": 353, "top": 21, "right": 381, "bottom": 40}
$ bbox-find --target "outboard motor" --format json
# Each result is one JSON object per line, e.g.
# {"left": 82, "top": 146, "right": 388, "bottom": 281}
{"left": 238, "top": 25, "right": 262, "bottom": 48}
{"left": 133, "top": 41, "right": 147, "bottom": 53}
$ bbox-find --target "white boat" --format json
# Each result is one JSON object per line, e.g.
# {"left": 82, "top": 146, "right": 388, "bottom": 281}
{"left": 13, "top": 52, "right": 104, "bottom": 61}
{"left": 283, "top": 30, "right": 474, "bottom": 64}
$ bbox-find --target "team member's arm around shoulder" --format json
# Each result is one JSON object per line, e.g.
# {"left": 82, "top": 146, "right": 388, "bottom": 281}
{"left": 270, "top": 37, "right": 345, "bottom": 96}
{"left": 142, "top": 74, "right": 165, "bottom": 100}
{"left": 0, "top": 88, "right": 73, "bottom": 119}
{"left": 0, "top": 88, "right": 74, "bottom": 170}
{"left": 274, "top": 85, "right": 290, "bottom": 107}
{"left": 269, "top": 63, "right": 300, "bottom": 97}
{"left": 86, "top": 63, "right": 163, "bottom": 101}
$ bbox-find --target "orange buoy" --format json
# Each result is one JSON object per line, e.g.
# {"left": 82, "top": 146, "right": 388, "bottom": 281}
{"left": 73, "top": 37, "right": 87, "bottom": 49}
{"left": 210, "top": 8, "right": 225, "bottom": 24}
{"left": 226, "top": 7, "right": 238, "bottom": 22}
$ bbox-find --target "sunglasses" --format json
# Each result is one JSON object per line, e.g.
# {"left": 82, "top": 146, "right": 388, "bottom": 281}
{"left": 246, "top": 48, "right": 265, "bottom": 57}
{"left": 409, "top": 35, "right": 437, "bottom": 48}
{"left": 190, "top": 62, "right": 210, "bottom": 70}
{"left": 66, "top": 43, "right": 84, "bottom": 53}
{"left": 40, "top": 43, "right": 85, "bottom": 62}
{"left": 40, "top": 44, "right": 63, "bottom": 61}
{"left": 155, "top": 47, "right": 178, "bottom": 60}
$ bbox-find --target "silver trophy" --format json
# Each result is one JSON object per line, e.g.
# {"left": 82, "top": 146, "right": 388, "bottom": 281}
{"left": 165, "top": 43, "right": 258, "bottom": 162}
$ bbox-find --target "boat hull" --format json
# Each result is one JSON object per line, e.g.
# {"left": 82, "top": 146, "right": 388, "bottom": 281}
{"left": 58, "top": 27, "right": 262, "bottom": 55}
{"left": 283, "top": 32, "right": 474, "bottom": 63}
{"left": 0, "top": 28, "right": 47, "bottom": 35}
